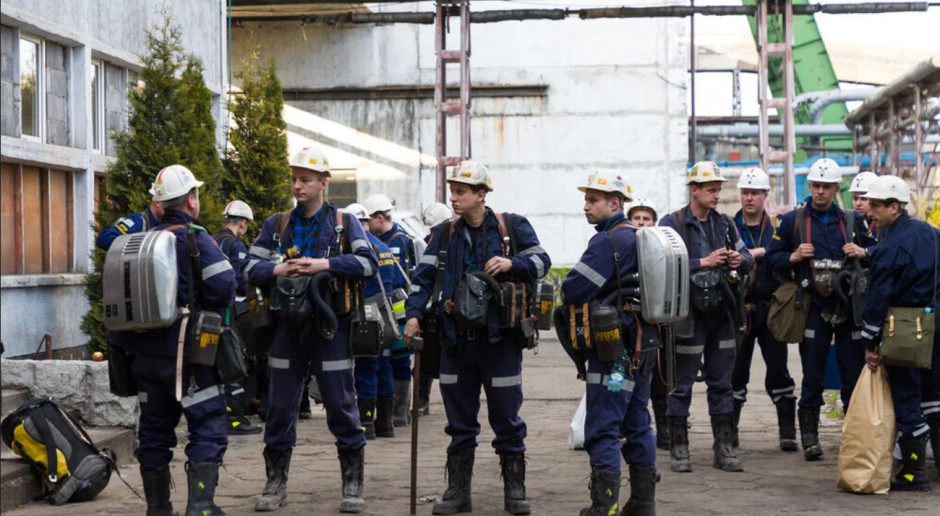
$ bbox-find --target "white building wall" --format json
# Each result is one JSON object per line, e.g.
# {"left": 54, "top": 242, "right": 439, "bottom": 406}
{"left": 0, "top": 0, "right": 228, "bottom": 357}
{"left": 232, "top": 4, "right": 689, "bottom": 267}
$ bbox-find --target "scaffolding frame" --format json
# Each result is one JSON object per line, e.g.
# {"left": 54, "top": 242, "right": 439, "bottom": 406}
{"left": 434, "top": 1, "right": 472, "bottom": 203}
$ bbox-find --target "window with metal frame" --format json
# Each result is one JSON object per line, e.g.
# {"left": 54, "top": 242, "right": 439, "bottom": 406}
{"left": 19, "top": 35, "right": 44, "bottom": 140}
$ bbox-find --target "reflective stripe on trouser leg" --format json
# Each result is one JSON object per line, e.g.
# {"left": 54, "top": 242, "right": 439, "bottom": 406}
{"left": 750, "top": 307, "right": 796, "bottom": 403}
{"left": 310, "top": 324, "right": 366, "bottom": 452}
{"left": 620, "top": 350, "right": 656, "bottom": 467}
{"left": 668, "top": 335, "right": 704, "bottom": 419}
{"left": 584, "top": 349, "right": 629, "bottom": 471}
{"left": 886, "top": 363, "right": 928, "bottom": 439}
{"left": 181, "top": 363, "right": 228, "bottom": 464}
{"left": 798, "top": 309, "right": 834, "bottom": 409}
{"left": 703, "top": 327, "right": 737, "bottom": 417}
{"left": 481, "top": 337, "right": 527, "bottom": 454}
{"left": 264, "top": 324, "right": 312, "bottom": 451}
{"left": 440, "top": 341, "right": 483, "bottom": 454}
{"left": 731, "top": 324, "right": 758, "bottom": 404}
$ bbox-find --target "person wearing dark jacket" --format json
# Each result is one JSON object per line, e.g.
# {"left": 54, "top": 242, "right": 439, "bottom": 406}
{"left": 245, "top": 146, "right": 377, "bottom": 513}
{"left": 729, "top": 168, "right": 797, "bottom": 452}
{"left": 765, "top": 158, "right": 876, "bottom": 461}
{"left": 563, "top": 170, "right": 657, "bottom": 516}
{"left": 404, "top": 160, "right": 550, "bottom": 515}
{"left": 859, "top": 175, "right": 940, "bottom": 491}
{"left": 115, "top": 164, "right": 236, "bottom": 516}
{"left": 658, "top": 161, "right": 753, "bottom": 473}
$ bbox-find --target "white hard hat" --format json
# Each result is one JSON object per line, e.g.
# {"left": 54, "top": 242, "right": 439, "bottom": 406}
{"left": 151, "top": 165, "right": 204, "bottom": 202}
{"left": 345, "top": 203, "right": 370, "bottom": 221}
{"left": 363, "top": 194, "right": 394, "bottom": 215}
{"left": 686, "top": 161, "right": 727, "bottom": 185}
{"left": 446, "top": 160, "right": 493, "bottom": 192}
{"left": 861, "top": 175, "right": 910, "bottom": 204}
{"left": 807, "top": 158, "right": 842, "bottom": 184}
{"left": 422, "top": 202, "right": 453, "bottom": 227}
{"left": 290, "top": 146, "right": 331, "bottom": 175}
{"left": 848, "top": 171, "right": 878, "bottom": 193}
{"left": 577, "top": 170, "right": 633, "bottom": 202}
{"left": 737, "top": 167, "right": 771, "bottom": 191}
{"left": 223, "top": 200, "right": 254, "bottom": 221}
{"left": 627, "top": 197, "right": 658, "bottom": 221}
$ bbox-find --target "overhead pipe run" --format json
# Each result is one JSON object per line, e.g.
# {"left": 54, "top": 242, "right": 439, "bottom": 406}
{"left": 230, "top": 2, "right": 930, "bottom": 23}
{"left": 697, "top": 124, "right": 852, "bottom": 138}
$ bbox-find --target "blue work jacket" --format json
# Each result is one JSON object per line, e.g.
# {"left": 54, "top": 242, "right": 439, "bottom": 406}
{"left": 380, "top": 222, "right": 416, "bottom": 275}
{"left": 213, "top": 228, "right": 249, "bottom": 296}
{"left": 659, "top": 204, "right": 754, "bottom": 274}
{"left": 96, "top": 207, "right": 160, "bottom": 251}
{"left": 405, "top": 207, "right": 550, "bottom": 344}
{"left": 364, "top": 232, "right": 405, "bottom": 298}
{"left": 733, "top": 210, "right": 780, "bottom": 302}
{"left": 860, "top": 213, "right": 940, "bottom": 351}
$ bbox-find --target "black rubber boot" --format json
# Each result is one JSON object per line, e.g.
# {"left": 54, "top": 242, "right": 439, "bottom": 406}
{"left": 668, "top": 417, "right": 692, "bottom": 473}
{"left": 432, "top": 450, "right": 474, "bottom": 515}
{"left": 711, "top": 414, "right": 743, "bottom": 472}
{"left": 255, "top": 446, "right": 291, "bottom": 512}
{"left": 927, "top": 414, "right": 940, "bottom": 479}
{"left": 578, "top": 468, "right": 620, "bottom": 516}
{"left": 776, "top": 398, "right": 798, "bottom": 452}
{"left": 393, "top": 379, "right": 411, "bottom": 427}
{"left": 141, "top": 464, "right": 177, "bottom": 516}
{"left": 891, "top": 436, "right": 931, "bottom": 491}
{"left": 375, "top": 396, "right": 395, "bottom": 438}
{"left": 227, "top": 388, "right": 263, "bottom": 435}
{"left": 731, "top": 399, "right": 744, "bottom": 448}
{"left": 419, "top": 373, "right": 433, "bottom": 416}
{"left": 500, "top": 452, "right": 530, "bottom": 515}
{"left": 339, "top": 448, "right": 365, "bottom": 513}
{"left": 798, "top": 407, "right": 823, "bottom": 461}
{"left": 357, "top": 398, "right": 376, "bottom": 440}
{"left": 623, "top": 464, "right": 657, "bottom": 516}
{"left": 651, "top": 397, "right": 670, "bottom": 451}
{"left": 299, "top": 383, "right": 312, "bottom": 420}
{"left": 184, "top": 462, "right": 223, "bottom": 516}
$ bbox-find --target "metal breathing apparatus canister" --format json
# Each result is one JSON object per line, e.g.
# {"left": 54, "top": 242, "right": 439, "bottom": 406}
{"left": 390, "top": 287, "right": 408, "bottom": 322}
{"left": 535, "top": 281, "right": 554, "bottom": 331}
{"left": 589, "top": 302, "right": 624, "bottom": 362}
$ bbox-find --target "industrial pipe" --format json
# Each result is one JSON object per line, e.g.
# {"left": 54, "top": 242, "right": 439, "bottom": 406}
{"left": 696, "top": 124, "right": 851, "bottom": 138}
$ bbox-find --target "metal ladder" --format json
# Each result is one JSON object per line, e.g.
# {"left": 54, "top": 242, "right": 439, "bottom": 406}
{"left": 757, "top": 0, "right": 797, "bottom": 205}
{"left": 434, "top": 1, "right": 471, "bottom": 203}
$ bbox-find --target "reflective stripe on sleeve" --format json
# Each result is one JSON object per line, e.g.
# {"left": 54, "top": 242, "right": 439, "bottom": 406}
{"left": 203, "top": 260, "right": 233, "bottom": 281}
{"left": 572, "top": 261, "right": 606, "bottom": 289}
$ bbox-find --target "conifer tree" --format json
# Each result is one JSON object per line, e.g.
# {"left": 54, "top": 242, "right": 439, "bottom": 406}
{"left": 222, "top": 51, "right": 291, "bottom": 245}
{"left": 82, "top": 15, "right": 223, "bottom": 353}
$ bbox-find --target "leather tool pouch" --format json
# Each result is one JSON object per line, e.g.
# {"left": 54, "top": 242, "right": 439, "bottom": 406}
{"left": 331, "top": 277, "right": 362, "bottom": 315}
{"left": 499, "top": 282, "right": 528, "bottom": 329}
{"left": 810, "top": 259, "right": 842, "bottom": 297}
{"left": 216, "top": 326, "right": 248, "bottom": 384}
{"left": 455, "top": 273, "right": 491, "bottom": 330}
{"left": 690, "top": 269, "right": 723, "bottom": 314}
{"left": 350, "top": 302, "right": 383, "bottom": 358}
{"left": 189, "top": 311, "right": 223, "bottom": 366}
{"left": 273, "top": 276, "right": 315, "bottom": 328}
{"left": 880, "top": 307, "right": 936, "bottom": 369}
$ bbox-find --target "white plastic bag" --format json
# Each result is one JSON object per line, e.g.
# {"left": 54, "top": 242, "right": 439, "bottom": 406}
{"left": 568, "top": 393, "right": 587, "bottom": 450}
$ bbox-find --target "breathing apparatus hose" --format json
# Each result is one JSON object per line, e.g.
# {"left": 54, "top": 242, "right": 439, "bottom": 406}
{"left": 309, "top": 271, "right": 338, "bottom": 339}
{"left": 601, "top": 288, "right": 641, "bottom": 308}
{"left": 468, "top": 270, "right": 502, "bottom": 294}
{"left": 832, "top": 269, "right": 854, "bottom": 324}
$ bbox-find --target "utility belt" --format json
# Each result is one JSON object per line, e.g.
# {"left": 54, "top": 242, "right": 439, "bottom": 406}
{"left": 446, "top": 272, "right": 538, "bottom": 349}
{"left": 564, "top": 301, "right": 661, "bottom": 369}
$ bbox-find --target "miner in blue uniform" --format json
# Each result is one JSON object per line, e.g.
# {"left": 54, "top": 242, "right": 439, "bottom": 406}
{"left": 213, "top": 200, "right": 264, "bottom": 436}
{"left": 859, "top": 175, "right": 940, "bottom": 491}
{"left": 729, "top": 167, "right": 798, "bottom": 452}
{"left": 116, "top": 164, "right": 235, "bottom": 516}
{"left": 765, "top": 158, "right": 875, "bottom": 461}
{"left": 562, "top": 170, "right": 657, "bottom": 516}
{"left": 403, "top": 160, "right": 550, "bottom": 515}
{"left": 245, "top": 146, "right": 377, "bottom": 513}
{"left": 659, "top": 161, "right": 753, "bottom": 473}
{"left": 365, "top": 193, "right": 418, "bottom": 427}
{"left": 346, "top": 202, "right": 405, "bottom": 439}
{"left": 95, "top": 196, "right": 164, "bottom": 251}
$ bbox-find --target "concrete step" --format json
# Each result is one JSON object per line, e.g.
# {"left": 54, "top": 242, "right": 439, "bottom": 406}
{"left": 1, "top": 388, "right": 31, "bottom": 420}
{"left": 1, "top": 425, "right": 136, "bottom": 512}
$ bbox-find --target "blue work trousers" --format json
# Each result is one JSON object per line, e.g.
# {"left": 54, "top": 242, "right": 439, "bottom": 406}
{"left": 354, "top": 347, "right": 395, "bottom": 400}
{"left": 133, "top": 355, "right": 228, "bottom": 469}
{"left": 584, "top": 348, "right": 656, "bottom": 471}
{"left": 264, "top": 322, "right": 365, "bottom": 453}
{"left": 668, "top": 313, "right": 736, "bottom": 418}
{"left": 887, "top": 332, "right": 940, "bottom": 438}
{"left": 392, "top": 354, "right": 413, "bottom": 381}
{"left": 440, "top": 336, "right": 526, "bottom": 454}
{"left": 731, "top": 303, "right": 796, "bottom": 405}
{"left": 798, "top": 309, "right": 865, "bottom": 411}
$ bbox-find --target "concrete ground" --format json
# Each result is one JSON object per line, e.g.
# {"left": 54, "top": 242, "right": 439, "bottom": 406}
{"left": 5, "top": 335, "right": 938, "bottom": 515}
